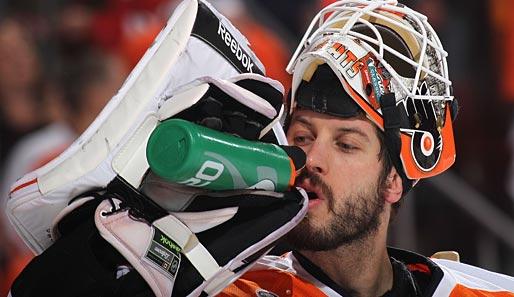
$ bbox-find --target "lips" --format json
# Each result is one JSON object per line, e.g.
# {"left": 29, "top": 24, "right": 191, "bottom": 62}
{"left": 296, "top": 179, "right": 324, "bottom": 211}
{"left": 296, "top": 180, "right": 321, "bottom": 201}
{"left": 307, "top": 191, "right": 318, "bottom": 200}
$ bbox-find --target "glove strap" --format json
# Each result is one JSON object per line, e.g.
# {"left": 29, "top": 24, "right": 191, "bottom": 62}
{"left": 95, "top": 199, "right": 234, "bottom": 296}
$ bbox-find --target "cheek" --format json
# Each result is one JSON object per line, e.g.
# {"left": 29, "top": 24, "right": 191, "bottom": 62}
{"left": 327, "top": 156, "right": 381, "bottom": 194}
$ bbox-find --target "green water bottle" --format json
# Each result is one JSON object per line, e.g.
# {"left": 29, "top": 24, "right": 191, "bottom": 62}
{"left": 146, "top": 119, "right": 300, "bottom": 191}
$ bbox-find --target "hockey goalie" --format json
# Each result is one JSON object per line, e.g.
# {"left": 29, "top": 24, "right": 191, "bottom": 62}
{"left": 7, "top": 0, "right": 514, "bottom": 296}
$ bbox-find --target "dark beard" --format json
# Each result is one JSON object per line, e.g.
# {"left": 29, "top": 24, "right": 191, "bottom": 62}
{"left": 285, "top": 170, "right": 386, "bottom": 251}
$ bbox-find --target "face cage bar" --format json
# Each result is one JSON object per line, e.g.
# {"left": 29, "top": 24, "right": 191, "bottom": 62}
{"left": 286, "top": 0, "right": 453, "bottom": 104}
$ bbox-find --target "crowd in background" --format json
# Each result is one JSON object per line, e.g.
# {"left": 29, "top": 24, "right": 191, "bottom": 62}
{"left": 1, "top": 0, "right": 513, "bottom": 294}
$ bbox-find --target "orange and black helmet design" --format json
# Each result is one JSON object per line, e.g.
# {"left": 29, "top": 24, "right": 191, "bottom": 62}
{"left": 287, "top": 0, "right": 457, "bottom": 187}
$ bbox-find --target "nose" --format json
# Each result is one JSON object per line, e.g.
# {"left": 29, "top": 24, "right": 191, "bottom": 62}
{"left": 304, "top": 139, "right": 328, "bottom": 175}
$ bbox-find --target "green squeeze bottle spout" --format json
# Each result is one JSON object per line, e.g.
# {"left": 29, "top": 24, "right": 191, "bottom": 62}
{"left": 146, "top": 119, "right": 297, "bottom": 191}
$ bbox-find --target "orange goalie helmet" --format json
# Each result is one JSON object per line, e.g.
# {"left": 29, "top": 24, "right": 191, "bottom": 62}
{"left": 286, "top": 0, "right": 458, "bottom": 191}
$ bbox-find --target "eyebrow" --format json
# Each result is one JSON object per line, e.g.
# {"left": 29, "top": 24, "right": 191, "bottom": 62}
{"left": 292, "top": 115, "right": 313, "bottom": 127}
{"left": 292, "top": 115, "right": 371, "bottom": 142}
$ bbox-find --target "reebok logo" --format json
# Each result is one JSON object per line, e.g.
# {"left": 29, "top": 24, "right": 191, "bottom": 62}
{"left": 218, "top": 22, "right": 254, "bottom": 72}
{"left": 160, "top": 234, "right": 181, "bottom": 254}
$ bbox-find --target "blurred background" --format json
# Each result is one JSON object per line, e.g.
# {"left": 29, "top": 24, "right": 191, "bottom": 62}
{"left": 0, "top": 0, "right": 513, "bottom": 294}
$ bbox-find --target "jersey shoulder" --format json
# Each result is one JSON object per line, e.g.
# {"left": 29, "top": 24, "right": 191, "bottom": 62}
{"left": 432, "top": 258, "right": 514, "bottom": 296}
{"left": 218, "top": 253, "right": 328, "bottom": 297}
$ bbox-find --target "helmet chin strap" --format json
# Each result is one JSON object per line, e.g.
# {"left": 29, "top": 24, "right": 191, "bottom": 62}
{"left": 380, "top": 93, "right": 413, "bottom": 196}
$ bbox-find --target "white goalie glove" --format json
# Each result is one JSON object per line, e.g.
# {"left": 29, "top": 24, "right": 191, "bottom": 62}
{"left": 6, "top": 0, "right": 274, "bottom": 254}
{"left": 9, "top": 75, "right": 308, "bottom": 297}
{"left": 7, "top": 1, "right": 308, "bottom": 295}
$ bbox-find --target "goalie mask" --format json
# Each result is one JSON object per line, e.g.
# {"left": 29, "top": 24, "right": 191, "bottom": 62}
{"left": 286, "top": 0, "right": 457, "bottom": 191}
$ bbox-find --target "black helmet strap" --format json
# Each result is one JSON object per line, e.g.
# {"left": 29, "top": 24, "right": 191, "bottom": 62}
{"left": 380, "top": 93, "right": 413, "bottom": 196}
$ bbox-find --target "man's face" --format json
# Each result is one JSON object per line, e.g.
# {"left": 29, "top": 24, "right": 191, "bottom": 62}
{"left": 285, "top": 108, "right": 388, "bottom": 251}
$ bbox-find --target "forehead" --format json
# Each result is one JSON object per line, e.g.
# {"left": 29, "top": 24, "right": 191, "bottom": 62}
{"left": 289, "top": 109, "right": 377, "bottom": 134}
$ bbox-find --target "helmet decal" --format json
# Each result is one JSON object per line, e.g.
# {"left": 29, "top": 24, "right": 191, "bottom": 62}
{"left": 400, "top": 108, "right": 455, "bottom": 178}
{"left": 407, "top": 96, "right": 443, "bottom": 172}
{"left": 360, "top": 55, "right": 392, "bottom": 110}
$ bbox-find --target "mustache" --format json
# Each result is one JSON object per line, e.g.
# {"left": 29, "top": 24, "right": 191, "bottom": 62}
{"left": 296, "top": 169, "right": 334, "bottom": 206}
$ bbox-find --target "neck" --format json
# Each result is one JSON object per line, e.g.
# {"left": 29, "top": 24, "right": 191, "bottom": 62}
{"left": 299, "top": 215, "right": 393, "bottom": 297}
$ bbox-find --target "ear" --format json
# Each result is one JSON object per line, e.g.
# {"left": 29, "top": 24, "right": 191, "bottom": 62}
{"left": 384, "top": 167, "right": 403, "bottom": 204}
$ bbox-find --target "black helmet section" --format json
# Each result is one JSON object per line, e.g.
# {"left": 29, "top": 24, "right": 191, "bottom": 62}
{"left": 295, "top": 64, "right": 362, "bottom": 118}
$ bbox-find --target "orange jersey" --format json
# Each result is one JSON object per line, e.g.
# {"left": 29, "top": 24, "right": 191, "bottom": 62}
{"left": 219, "top": 248, "right": 514, "bottom": 296}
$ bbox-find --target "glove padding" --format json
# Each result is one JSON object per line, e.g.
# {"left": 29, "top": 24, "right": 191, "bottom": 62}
{"left": 5, "top": 0, "right": 271, "bottom": 254}
{"left": 11, "top": 187, "right": 308, "bottom": 297}
{"left": 100, "top": 188, "right": 308, "bottom": 297}
{"left": 159, "top": 74, "right": 285, "bottom": 143}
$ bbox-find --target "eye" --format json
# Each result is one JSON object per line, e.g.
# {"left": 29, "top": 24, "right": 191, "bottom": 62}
{"left": 337, "top": 142, "right": 358, "bottom": 152}
{"left": 293, "top": 135, "right": 311, "bottom": 145}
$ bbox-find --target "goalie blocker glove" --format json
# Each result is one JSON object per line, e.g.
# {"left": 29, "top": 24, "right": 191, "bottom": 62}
{"left": 6, "top": 0, "right": 271, "bottom": 254}
{"left": 8, "top": 72, "right": 307, "bottom": 297}
{"left": 10, "top": 187, "right": 308, "bottom": 297}
{"left": 6, "top": 0, "right": 310, "bottom": 295}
